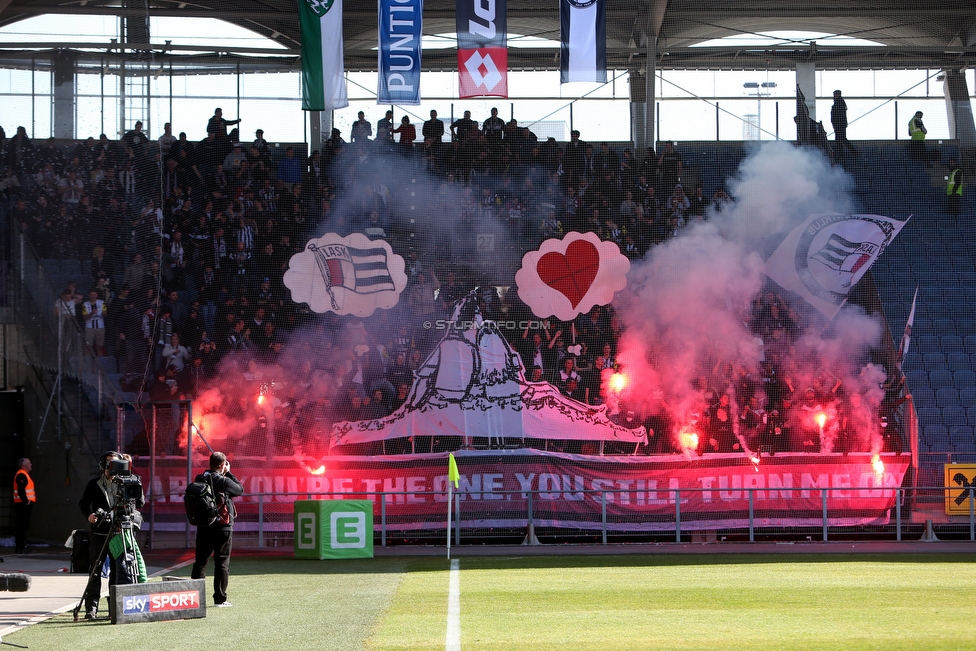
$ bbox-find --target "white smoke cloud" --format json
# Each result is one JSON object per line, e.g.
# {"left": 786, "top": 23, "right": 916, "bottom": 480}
{"left": 613, "top": 143, "right": 886, "bottom": 455}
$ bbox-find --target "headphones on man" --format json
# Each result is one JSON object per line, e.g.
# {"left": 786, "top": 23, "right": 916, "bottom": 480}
{"left": 98, "top": 451, "right": 120, "bottom": 471}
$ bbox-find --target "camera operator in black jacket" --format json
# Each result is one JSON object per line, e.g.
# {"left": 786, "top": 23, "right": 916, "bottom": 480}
{"left": 191, "top": 451, "right": 244, "bottom": 607}
{"left": 78, "top": 451, "right": 145, "bottom": 620}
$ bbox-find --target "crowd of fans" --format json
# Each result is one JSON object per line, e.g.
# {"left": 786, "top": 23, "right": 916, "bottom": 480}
{"left": 0, "top": 109, "right": 902, "bottom": 456}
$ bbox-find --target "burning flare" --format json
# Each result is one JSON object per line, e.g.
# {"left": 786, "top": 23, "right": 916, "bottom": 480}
{"left": 678, "top": 427, "right": 699, "bottom": 452}
{"left": 609, "top": 373, "right": 627, "bottom": 393}
{"left": 872, "top": 456, "right": 885, "bottom": 476}
{"left": 308, "top": 465, "right": 326, "bottom": 476}
{"left": 816, "top": 412, "right": 827, "bottom": 429}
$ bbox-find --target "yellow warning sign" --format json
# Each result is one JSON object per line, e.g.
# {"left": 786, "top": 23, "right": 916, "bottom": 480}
{"left": 945, "top": 465, "right": 976, "bottom": 515}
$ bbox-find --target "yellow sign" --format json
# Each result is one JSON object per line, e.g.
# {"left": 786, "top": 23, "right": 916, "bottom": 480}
{"left": 944, "top": 465, "right": 976, "bottom": 515}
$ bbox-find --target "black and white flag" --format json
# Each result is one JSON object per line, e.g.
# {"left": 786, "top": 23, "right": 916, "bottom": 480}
{"left": 560, "top": 0, "right": 607, "bottom": 84}
{"left": 765, "top": 212, "right": 909, "bottom": 319}
{"left": 284, "top": 233, "right": 408, "bottom": 317}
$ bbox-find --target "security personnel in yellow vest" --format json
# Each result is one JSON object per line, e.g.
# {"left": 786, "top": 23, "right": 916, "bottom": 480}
{"left": 13, "top": 458, "right": 35, "bottom": 554}
{"left": 947, "top": 159, "right": 963, "bottom": 220}
{"left": 908, "top": 111, "right": 927, "bottom": 160}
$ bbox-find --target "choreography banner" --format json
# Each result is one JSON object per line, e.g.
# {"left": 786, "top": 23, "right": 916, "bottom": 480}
{"left": 516, "top": 232, "right": 630, "bottom": 321}
{"left": 560, "top": 0, "right": 607, "bottom": 84}
{"left": 283, "top": 233, "right": 408, "bottom": 317}
{"left": 765, "top": 213, "right": 909, "bottom": 320}
{"left": 457, "top": 0, "right": 508, "bottom": 98}
{"left": 299, "top": 0, "right": 349, "bottom": 110}
{"left": 377, "top": 0, "right": 423, "bottom": 105}
{"left": 137, "top": 453, "right": 909, "bottom": 530}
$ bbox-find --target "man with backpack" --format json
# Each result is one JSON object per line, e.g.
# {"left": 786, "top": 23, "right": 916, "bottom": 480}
{"left": 190, "top": 451, "right": 243, "bottom": 608}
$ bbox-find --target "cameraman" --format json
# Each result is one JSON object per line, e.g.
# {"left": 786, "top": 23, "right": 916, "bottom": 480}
{"left": 191, "top": 452, "right": 243, "bottom": 608}
{"left": 78, "top": 451, "right": 145, "bottom": 620}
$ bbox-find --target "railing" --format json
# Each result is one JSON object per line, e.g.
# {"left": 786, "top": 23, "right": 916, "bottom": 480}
{"left": 11, "top": 232, "right": 123, "bottom": 441}
{"left": 139, "top": 485, "right": 976, "bottom": 549}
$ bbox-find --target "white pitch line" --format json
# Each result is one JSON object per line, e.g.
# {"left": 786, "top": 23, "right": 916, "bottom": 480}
{"left": 446, "top": 558, "right": 461, "bottom": 651}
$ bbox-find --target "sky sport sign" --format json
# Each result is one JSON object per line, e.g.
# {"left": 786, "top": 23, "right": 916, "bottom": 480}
{"left": 294, "top": 500, "right": 374, "bottom": 560}
{"left": 111, "top": 578, "right": 206, "bottom": 624}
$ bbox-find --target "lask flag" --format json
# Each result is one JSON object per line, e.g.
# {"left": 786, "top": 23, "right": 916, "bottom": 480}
{"left": 896, "top": 286, "right": 919, "bottom": 369}
{"left": 764, "top": 213, "right": 909, "bottom": 320}
{"left": 560, "top": 0, "right": 607, "bottom": 83}
{"left": 457, "top": 0, "right": 508, "bottom": 98}
{"left": 299, "top": 0, "right": 349, "bottom": 111}
{"left": 448, "top": 453, "right": 460, "bottom": 488}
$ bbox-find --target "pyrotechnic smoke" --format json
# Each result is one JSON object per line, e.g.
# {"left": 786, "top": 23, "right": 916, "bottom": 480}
{"left": 612, "top": 142, "right": 885, "bottom": 455}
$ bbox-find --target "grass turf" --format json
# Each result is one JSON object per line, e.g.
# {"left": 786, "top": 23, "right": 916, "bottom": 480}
{"left": 8, "top": 554, "right": 976, "bottom": 650}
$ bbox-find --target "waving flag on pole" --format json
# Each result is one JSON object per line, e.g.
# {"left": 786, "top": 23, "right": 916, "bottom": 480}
{"left": 457, "top": 0, "right": 508, "bottom": 98}
{"left": 764, "top": 213, "right": 909, "bottom": 320}
{"left": 447, "top": 452, "right": 459, "bottom": 558}
{"left": 560, "top": 0, "right": 607, "bottom": 83}
{"left": 896, "top": 286, "right": 919, "bottom": 370}
{"left": 299, "top": 0, "right": 349, "bottom": 110}
{"left": 448, "top": 453, "right": 460, "bottom": 488}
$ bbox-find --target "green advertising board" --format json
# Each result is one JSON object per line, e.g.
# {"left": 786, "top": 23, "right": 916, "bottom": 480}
{"left": 294, "top": 499, "right": 374, "bottom": 560}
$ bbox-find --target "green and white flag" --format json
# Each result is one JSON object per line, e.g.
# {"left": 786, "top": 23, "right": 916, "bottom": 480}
{"left": 299, "top": 0, "right": 349, "bottom": 111}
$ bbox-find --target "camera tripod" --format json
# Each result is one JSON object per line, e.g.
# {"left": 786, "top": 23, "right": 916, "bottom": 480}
{"left": 71, "top": 511, "right": 140, "bottom": 622}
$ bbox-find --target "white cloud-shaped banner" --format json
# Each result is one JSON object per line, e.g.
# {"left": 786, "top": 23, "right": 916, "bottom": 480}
{"left": 284, "top": 233, "right": 407, "bottom": 317}
{"left": 515, "top": 232, "right": 630, "bottom": 321}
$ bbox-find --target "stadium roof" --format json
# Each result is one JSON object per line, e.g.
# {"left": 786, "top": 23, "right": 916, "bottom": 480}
{"left": 0, "top": 0, "right": 974, "bottom": 72}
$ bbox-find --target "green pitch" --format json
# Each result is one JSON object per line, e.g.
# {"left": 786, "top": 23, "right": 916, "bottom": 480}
{"left": 9, "top": 554, "right": 976, "bottom": 650}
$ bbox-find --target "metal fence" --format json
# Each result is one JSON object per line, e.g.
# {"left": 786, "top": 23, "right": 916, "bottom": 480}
{"left": 137, "top": 485, "right": 976, "bottom": 550}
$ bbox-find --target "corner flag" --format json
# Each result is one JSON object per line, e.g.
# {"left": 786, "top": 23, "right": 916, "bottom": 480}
{"left": 448, "top": 453, "right": 460, "bottom": 488}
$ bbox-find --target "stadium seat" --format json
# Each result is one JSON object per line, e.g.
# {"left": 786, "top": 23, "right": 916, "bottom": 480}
{"left": 933, "top": 318, "right": 956, "bottom": 335}
{"left": 954, "top": 370, "right": 976, "bottom": 387}
{"left": 929, "top": 369, "right": 953, "bottom": 389}
{"left": 936, "top": 387, "right": 959, "bottom": 407}
{"left": 916, "top": 335, "right": 940, "bottom": 351}
{"left": 911, "top": 386, "right": 936, "bottom": 407}
{"left": 912, "top": 317, "right": 933, "bottom": 334}
{"left": 960, "top": 387, "right": 976, "bottom": 406}
{"left": 953, "top": 443, "right": 976, "bottom": 455}
{"left": 946, "top": 352, "right": 971, "bottom": 372}
{"left": 41, "top": 259, "right": 60, "bottom": 274}
{"left": 906, "top": 368, "right": 928, "bottom": 387}
{"left": 923, "top": 424, "right": 948, "bottom": 442}
{"left": 941, "top": 335, "right": 964, "bottom": 353}
{"left": 922, "top": 352, "right": 946, "bottom": 368}
{"left": 61, "top": 259, "right": 81, "bottom": 277}
{"left": 966, "top": 335, "right": 976, "bottom": 354}
{"left": 948, "top": 425, "right": 974, "bottom": 445}
{"left": 943, "top": 406, "right": 967, "bottom": 426}
{"left": 917, "top": 407, "right": 942, "bottom": 427}
{"left": 930, "top": 440, "right": 953, "bottom": 453}
{"left": 96, "top": 356, "right": 116, "bottom": 375}
{"left": 967, "top": 407, "right": 976, "bottom": 427}
{"left": 956, "top": 318, "right": 975, "bottom": 333}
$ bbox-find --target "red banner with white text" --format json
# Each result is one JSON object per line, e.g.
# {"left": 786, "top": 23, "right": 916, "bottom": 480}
{"left": 134, "top": 452, "right": 909, "bottom": 532}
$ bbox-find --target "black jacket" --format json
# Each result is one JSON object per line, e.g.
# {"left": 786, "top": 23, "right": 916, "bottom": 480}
{"left": 79, "top": 473, "right": 146, "bottom": 535}
{"left": 195, "top": 470, "right": 244, "bottom": 526}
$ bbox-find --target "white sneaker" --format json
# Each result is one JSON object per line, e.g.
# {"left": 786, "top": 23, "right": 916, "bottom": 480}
{"left": 216, "top": 602, "right": 233, "bottom": 608}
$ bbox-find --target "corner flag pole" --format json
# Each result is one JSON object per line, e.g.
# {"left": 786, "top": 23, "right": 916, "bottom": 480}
{"left": 447, "top": 453, "right": 459, "bottom": 559}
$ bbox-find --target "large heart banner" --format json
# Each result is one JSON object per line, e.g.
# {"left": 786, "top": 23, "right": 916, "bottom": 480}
{"left": 516, "top": 232, "right": 629, "bottom": 321}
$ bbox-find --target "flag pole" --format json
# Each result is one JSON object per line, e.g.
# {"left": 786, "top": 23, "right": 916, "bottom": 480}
{"left": 447, "top": 452, "right": 459, "bottom": 559}
{"left": 447, "top": 480, "right": 453, "bottom": 560}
